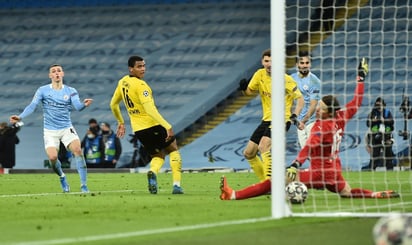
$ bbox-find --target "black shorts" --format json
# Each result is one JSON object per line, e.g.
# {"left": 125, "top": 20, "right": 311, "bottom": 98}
{"left": 249, "top": 121, "right": 271, "bottom": 144}
{"left": 134, "top": 125, "right": 175, "bottom": 155}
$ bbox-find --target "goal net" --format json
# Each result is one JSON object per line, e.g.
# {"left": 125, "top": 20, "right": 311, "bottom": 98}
{"left": 272, "top": 0, "right": 412, "bottom": 217}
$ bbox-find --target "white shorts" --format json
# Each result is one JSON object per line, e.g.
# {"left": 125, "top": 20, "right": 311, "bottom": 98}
{"left": 44, "top": 127, "right": 80, "bottom": 150}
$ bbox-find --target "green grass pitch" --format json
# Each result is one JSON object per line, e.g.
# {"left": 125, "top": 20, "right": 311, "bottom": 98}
{"left": 0, "top": 171, "right": 410, "bottom": 244}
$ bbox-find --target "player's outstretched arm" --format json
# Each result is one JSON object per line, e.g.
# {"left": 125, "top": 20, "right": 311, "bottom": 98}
{"left": 344, "top": 58, "right": 368, "bottom": 120}
{"left": 357, "top": 57, "right": 368, "bottom": 82}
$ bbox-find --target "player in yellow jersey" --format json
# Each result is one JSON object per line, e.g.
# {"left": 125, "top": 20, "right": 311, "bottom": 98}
{"left": 110, "top": 55, "right": 183, "bottom": 195}
{"left": 238, "top": 49, "right": 303, "bottom": 182}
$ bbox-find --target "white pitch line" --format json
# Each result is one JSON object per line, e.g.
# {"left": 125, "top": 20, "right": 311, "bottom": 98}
{"left": 0, "top": 188, "right": 214, "bottom": 198}
{"left": 9, "top": 217, "right": 275, "bottom": 245}
{"left": 0, "top": 189, "right": 137, "bottom": 198}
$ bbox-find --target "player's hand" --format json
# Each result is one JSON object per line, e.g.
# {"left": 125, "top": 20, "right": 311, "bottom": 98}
{"left": 165, "top": 128, "right": 175, "bottom": 142}
{"left": 9, "top": 115, "right": 21, "bottom": 124}
{"left": 116, "top": 123, "right": 125, "bottom": 138}
{"left": 290, "top": 113, "right": 299, "bottom": 126}
{"left": 286, "top": 161, "right": 300, "bottom": 182}
{"left": 83, "top": 98, "right": 93, "bottom": 107}
{"left": 238, "top": 78, "right": 250, "bottom": 91}
{"left": 357, "top": 57, "right": 368, "bottom": 82}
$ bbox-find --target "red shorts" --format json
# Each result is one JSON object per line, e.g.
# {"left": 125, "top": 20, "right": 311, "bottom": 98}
{"left": 298, "top": 168, "right": 346, "bottom": 193}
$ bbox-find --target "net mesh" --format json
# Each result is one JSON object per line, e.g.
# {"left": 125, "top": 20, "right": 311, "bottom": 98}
{"left": 283, "top": 0, "right": 412, "bottom": 216}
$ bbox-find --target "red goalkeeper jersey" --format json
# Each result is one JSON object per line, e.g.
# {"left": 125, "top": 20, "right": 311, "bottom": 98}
{"left": 295, "top": 82, "right": 364, "bottom": 170}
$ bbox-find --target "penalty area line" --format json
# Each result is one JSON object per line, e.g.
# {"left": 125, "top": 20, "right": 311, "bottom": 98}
{"left": 10, "top": 217, "right": 274, "bottom": 245}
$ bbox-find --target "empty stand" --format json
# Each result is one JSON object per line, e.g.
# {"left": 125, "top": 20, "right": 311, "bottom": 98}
{"left": 0, "top": 1, "right": 270, "bottom": 168}
{"left": 181, "top": 0, "right": 412, "bottom": 171}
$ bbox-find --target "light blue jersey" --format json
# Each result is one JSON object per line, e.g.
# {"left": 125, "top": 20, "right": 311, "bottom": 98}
{"left": 290, "top": 72, "right": 321, "bottom": 124}
{"left": 19, "top": 84, "right": 85, "bottom": 130}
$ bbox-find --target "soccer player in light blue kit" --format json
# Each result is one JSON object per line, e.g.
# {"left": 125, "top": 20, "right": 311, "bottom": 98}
{"left": 290, "top": 51, "right": 321, "bottom": 148}
{"left": 10, "top": 64, "right": 93, "bottom": 193}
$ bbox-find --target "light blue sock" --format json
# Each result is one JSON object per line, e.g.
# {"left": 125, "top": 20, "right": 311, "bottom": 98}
{"left": 73, "top": 155, "right": 87, "bottom": 186}
{"left": 51, "top": 159, "right": 64, "bottom": 177}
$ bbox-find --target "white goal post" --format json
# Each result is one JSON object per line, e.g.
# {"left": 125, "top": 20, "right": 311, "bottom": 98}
{"left": 271, "top": 0, "right": 288, "bottom": 218}
{"left": 272, "top": 0, "right": 412, "bottom": 218}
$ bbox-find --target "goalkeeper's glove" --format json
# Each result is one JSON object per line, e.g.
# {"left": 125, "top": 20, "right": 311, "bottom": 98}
{"left": 286, "top": 161, "right": 300, "bottom": 181}
{"left": 238, "top": 78, "right": 250, "bottom": 91}
{"left": 290, "top": 113, "right": 299, "bottom": 126}
{"left": 357, "top": 57, "right": 368, "bottom": 82}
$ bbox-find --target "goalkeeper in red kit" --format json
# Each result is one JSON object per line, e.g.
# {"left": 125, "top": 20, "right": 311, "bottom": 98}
{"left": 220, "top": 58, "right": 400, "bottom": 200}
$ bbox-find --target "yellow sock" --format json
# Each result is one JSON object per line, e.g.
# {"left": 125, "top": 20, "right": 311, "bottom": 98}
{"left": 247, "top": 155, "right": 265, "bottom": 181}
{"left": 261, "top": 151, "right": 272, "bottom": 180}
{"left": 150, "top": 157, "right": 165, "bottom": 174}
{"left": 169, "top": 151, "right": 182, "bottom": 185}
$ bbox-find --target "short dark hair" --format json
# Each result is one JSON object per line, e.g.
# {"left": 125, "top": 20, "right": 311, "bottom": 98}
{"left": 128, "top": 56, "right": 144, "bottom": 67}
{"left": 88, "top": 118, "right": 97, "bottom": 124}
{"left": 322, "top": 95, "right": 341, "bottom": 116}
{"left": 49, "top": 64, "right": 62, "bottom": 70}
{"left": 100, "top": 122, "right": 110, "bottom": 128}
{"left": 375, "top": 97, "right": 386, "bottom": 106}
{"left": 262, "top": 49, "right": 271, "bottom": 58}
{"left": 296, "top": 51, "right": 311, "bottom": 62}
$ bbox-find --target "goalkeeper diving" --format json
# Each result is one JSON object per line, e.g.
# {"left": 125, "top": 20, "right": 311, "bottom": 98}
{"left": 220, "top": 58, "right": 400, "bottom": 200}
{"left": 285, "top": 57, "right": 400, "bottom": 198}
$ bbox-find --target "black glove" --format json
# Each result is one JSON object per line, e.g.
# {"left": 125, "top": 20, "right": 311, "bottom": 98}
{"left": 357, "top": 57, "right": 368, "bottom": 82}
{"left": 286, "top": 161, "right": 300, "bottom": 182}
{"left": 238, "top": 78, "right": 250, "bottom": 91}
{"left": 290, "top": 113, "right": 299, "bottom": 126}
